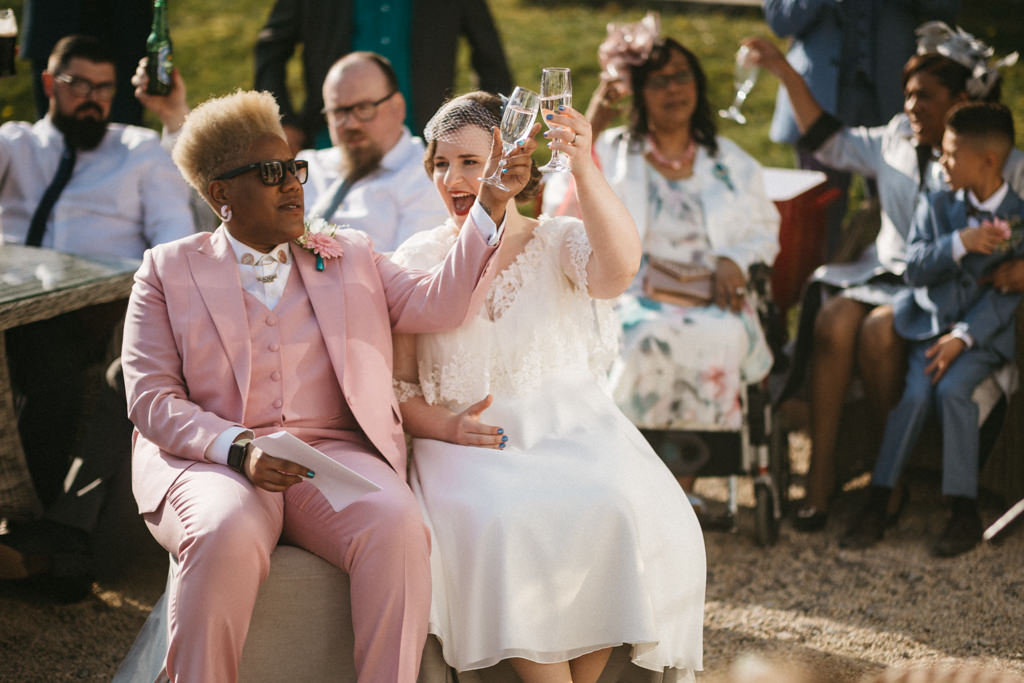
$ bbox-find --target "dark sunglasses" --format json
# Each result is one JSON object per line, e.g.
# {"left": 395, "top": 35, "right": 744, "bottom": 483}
{"left": 214, "top": 159, "right": 309, "bottom": 186}
{"left": 645, "top": 70, "right": 694, "bottom": 91}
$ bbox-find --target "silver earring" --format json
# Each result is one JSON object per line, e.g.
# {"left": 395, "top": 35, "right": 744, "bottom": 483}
{"left": 219, "top": 204, "right": 232, "bottom": 222}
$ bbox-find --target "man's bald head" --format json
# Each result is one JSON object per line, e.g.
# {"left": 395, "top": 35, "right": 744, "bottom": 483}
{"left": 322, "top": 52, "right": 406, "bottom": 179}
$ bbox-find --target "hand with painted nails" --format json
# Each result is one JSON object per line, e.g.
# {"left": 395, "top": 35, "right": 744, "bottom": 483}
{"left": 543, "top": 106, "right": 595, "bottom": 176}
{"left": 444, "top": 394, "right": 507, "bottom": 450}
{"left": 477, "top": 122, "right": 541, "bottom": 214}
{"left": 244, "top": 443, "right": 316, "bottom": 492}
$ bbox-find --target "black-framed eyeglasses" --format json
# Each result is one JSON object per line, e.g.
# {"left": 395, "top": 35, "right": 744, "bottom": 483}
{"left": 321, "top": 91, "right": 397, "bottom": 123}
{"left": 213, "top": 159, "right": 309, "bottom": 186}
{"left": 645, "top": 70, "right": 694, "bottom": 91}
{"left": 54, "top": 73, "right": 117, "bottom": 101}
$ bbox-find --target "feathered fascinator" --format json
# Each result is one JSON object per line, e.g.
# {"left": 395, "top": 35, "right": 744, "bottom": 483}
{"left": 915, "top": 21, "right": 1019, "bottom": 99}
{"left": 597, "top": 11, "right": 661, "bottom": 95}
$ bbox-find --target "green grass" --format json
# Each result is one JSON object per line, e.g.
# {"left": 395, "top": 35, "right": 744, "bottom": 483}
{"left": 1, "top": 0, "right": 1021, "bottom": 172}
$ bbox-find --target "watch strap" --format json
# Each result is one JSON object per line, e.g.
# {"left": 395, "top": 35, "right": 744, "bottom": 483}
{"left": 227, "top": 436, "right": 253, "bottom": 473}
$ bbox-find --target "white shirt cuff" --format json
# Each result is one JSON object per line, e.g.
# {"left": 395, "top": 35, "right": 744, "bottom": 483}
{"left": 952, "top": 231, "right": 967, "bottom": 262}
{"left": 469, "top": 201, "right": 504, "bottom": 246}
{"left": 951, "top": 323, "right": 975, "bottom": 349}
{"left": 206, "top": 426, "right": 251, "bottom": 465}
{"left": 160, "top": 126, "right": 181, "bottom": 154}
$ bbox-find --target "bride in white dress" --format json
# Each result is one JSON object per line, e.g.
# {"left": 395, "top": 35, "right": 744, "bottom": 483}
{"left": 391, "top": 92, "right": 705, "bottom": 683}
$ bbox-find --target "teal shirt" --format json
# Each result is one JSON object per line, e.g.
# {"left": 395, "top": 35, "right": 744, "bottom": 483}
{"left": 352, "top": 0, "right": 416, "bottom": 131}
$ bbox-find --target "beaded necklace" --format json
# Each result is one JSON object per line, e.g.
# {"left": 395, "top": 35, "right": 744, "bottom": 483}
{"left": 645, "top": 135, "right": 696, "bottom": 171}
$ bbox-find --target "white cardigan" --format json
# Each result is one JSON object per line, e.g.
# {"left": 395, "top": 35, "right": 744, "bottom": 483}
{"left": 543, "top": 126, "right": 780, "bottom": 275}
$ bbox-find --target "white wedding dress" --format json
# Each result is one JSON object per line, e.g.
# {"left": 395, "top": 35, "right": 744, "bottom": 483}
{"left": 391, "top": 216, "right": 706, "bottom": 676}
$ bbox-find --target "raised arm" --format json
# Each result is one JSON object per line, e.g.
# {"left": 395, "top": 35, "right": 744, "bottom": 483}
{"left": 742, "top": 36, "right": 823, "bottom": 136}
{"left": 545, "top": 106, "right": 641, "bottom": 299}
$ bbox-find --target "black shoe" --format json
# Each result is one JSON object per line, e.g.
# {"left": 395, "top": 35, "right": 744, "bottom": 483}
{"left": 793, "top": 504, "right": 828, "bottom": 532}
{"left": 0, "top": 518, "right": 93, "bottom": 597}
{"left": 932, "top": 506, "right": 982, "bottom": 558}
{"left": 840, "top": 505, "right": 887, "bottom": 549}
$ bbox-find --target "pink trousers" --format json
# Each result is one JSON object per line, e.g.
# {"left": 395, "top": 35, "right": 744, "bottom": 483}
{"left": 144, "top": 441, "right": 431, "bottom": 683}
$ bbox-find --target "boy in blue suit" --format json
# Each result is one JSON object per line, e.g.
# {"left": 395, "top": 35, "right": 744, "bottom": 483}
{"left": 842, "top": 102, "right": 1023, "bottom": 556}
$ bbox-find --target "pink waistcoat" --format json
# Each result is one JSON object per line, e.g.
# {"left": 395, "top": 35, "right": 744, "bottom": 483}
{"left": 242, "top": 270, "right": 363, "bottom": 445}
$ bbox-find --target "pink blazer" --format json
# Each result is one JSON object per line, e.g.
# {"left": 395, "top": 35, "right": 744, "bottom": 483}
{"left": 123, "top": 223, "right": 498, "bottom": 514}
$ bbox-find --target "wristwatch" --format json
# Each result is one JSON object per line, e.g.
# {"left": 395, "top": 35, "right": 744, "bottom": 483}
{"left": 227, "top": 435, "right": 253, "bottom": 474}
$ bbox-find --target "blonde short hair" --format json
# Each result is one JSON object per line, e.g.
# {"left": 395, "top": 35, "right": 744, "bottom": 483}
{"left": 172, "top": 90, "right": 286, "bottom": 202}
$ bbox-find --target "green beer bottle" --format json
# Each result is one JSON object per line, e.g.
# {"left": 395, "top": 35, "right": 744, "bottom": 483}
{"left": 145, "top": 0, "right": 173, "bottom": 96}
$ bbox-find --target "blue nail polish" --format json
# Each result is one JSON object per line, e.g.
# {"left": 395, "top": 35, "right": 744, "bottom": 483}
{"left": 517, "top": 139, "right": 525, "bottom": 146}
{"left": 497, "top": 428, "right": 504, "bottom": 434}
{"left": 501, "top": 435, "right": 508, "bottom": 442}
{"left": 558, "top": 105, "right": 565, "bottom": 111}
{"left": 499, "top": 442, "right": 506, "bottom": 449}
{"left": 501, "top": 168, "right": 508, "bottom": 174}
{"left": 306, "top": 470, "right": 315, "bottom": 478}
{"left": 545, "top": 113, "right": 552, "bottom": 120}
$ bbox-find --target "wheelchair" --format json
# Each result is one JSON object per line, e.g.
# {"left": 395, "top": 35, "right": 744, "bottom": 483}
{"left": 634, "top": 262, "right": 791, "bottom": 546}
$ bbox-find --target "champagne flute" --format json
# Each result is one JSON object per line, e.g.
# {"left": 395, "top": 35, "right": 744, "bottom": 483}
{"left": 718, "top": 45, "right": 759, "bottom": 125}
{"left": 538, "top": 67, "right": 573, "bottom": 174}
{"left": 479, "top": 86, "right": 539, "bottom": 191}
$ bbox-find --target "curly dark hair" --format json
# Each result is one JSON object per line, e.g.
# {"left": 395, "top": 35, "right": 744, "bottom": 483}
{"left": 422, "top": 91, "right": 542, "bottom": 203}
{"left": 627, "top": 37, "right": 718, "bottom": 157}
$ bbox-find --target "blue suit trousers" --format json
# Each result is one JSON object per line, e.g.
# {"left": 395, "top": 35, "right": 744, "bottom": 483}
{"left": 872, "top": 340, "right": 1004, "bottom": 498}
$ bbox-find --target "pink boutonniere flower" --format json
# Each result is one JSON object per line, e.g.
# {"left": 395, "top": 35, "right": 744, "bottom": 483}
{"left": 295, "top": 218, "right": 345, "bottom": 271}
{"left": 989, "top": 216, "right": 1023, "bottom": 253}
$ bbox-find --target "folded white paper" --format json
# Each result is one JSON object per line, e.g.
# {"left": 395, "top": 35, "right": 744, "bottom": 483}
{"left": 252, "top": 431, "right": 382, "bottom": 511}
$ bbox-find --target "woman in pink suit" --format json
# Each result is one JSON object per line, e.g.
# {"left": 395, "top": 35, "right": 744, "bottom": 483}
{"left": 120, "top": 89, "right": 537, "bottom": 682}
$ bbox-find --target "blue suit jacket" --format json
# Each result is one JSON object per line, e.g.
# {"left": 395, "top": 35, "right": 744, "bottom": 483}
{"left": 894, "top": 187, "right": 1024, "bottom": 361}
{"left": 764, "top": 0, "right": 959, "bottom": 145}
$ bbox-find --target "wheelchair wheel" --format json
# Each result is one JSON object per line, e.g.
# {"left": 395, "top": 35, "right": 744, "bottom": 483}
{"left": 754, "top": 482, "right": 778, "bottom": 547}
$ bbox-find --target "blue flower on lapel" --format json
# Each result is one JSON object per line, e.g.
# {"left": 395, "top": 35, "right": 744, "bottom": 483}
{"left": 712, "top": 162, "right": 734, "bottom": 192}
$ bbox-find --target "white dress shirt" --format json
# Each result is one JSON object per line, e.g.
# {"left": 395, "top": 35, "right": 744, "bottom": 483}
{"left": 299, "top": 127, "right": 448, "bottom": 252}
{"left": 0, "top": 116, "right": 195, "bottom": 259}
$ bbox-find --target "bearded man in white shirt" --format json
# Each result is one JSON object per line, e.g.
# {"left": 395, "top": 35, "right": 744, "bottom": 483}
{"left": 0, "top": 35, "right": 194, "bottom": 600}
{"left": 300, "top": 52, "right": 447, "bottom": 252}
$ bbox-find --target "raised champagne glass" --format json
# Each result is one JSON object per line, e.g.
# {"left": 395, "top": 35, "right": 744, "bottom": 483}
{"left": 718, "top": 45, "right": 758, "bottom": 125}
{"left": 479, "top": 86, "right": 539, "bottom": 191}
{"left": 538, "top": 67, "right": 573, "bottom": 174}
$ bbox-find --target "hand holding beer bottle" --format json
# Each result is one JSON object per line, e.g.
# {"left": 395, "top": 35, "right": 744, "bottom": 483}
{"left": 133, "top": 56, "right": 188, "bottom": 134}
{"left": 145, "top": 0, "right": 173, "bottom": 96}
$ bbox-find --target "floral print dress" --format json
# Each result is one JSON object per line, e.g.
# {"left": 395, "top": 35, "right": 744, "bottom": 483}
{"left": 609, "top": 166, "right": 772, "bottom": 431}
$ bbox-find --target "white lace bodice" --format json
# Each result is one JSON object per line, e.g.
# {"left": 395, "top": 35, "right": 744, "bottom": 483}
{"left": 391, "top": 216, "right": 620, "bottom": 408}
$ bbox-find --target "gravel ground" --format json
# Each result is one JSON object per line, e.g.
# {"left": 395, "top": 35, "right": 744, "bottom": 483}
{"left": 1, "top": 433, "right": 1023, "bottom": 682}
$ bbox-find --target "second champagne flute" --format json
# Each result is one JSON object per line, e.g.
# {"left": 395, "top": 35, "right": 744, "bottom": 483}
{"left": 479, "top": 86, "right": 539, "bottom": 191}
{"left": 718, "top": 45, "right": 758, "bottom": 125}
{"left": 538, "top": 67, "right": 572, "bottom": 174}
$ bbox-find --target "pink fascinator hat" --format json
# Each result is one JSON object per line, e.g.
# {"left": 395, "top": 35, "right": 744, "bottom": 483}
{"left": 598, "top": 11, "right": 661, "bottom": 95}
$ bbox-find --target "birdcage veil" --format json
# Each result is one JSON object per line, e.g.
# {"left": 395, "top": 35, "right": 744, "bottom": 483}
{"left": 423, "top": 93, "right": 502, "bottom": 145}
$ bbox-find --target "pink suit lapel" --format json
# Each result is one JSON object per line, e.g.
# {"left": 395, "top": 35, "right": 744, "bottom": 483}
{"left": 293, "top": 244, "right": 348, "bottom": 387}
{"left": 187, "top": 226, "right": 253, "bottom": 404}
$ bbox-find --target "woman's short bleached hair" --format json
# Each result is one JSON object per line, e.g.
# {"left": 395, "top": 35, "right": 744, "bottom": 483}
{"left": 172, "top": 90, "right": 286, "bottom": 202}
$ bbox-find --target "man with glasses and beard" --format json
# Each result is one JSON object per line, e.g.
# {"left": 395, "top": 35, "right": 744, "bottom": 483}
{"left": 299, "top": 52, "right": 447, "bottom": 252}
{"left": 0, "top": 35, "right": 193, "bottom": 599}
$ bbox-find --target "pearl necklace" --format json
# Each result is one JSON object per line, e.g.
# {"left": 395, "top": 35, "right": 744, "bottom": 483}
{"left": 645, "top": 135, "right": 697, "bottom": 171}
